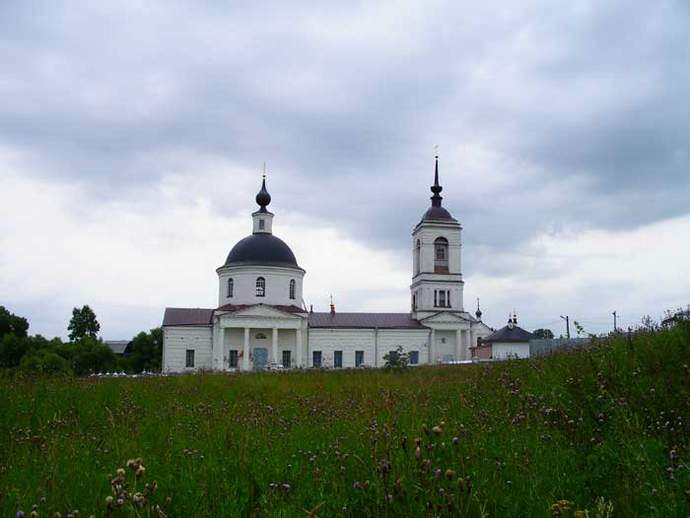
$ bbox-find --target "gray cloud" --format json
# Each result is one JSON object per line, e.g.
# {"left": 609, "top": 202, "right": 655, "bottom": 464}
{"left": 1, "top": 0, "right": 689, "bottom": 336}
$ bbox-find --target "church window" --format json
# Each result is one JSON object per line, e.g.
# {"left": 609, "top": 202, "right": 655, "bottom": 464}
{"left": 313, "top": 350, "right": 322, "bottom": 367}
{"left": 282, "top": 350, "right": 291, "bottom": 367}
{"left": 334, "top": 350, "right": 343, "bottom": 368}
{"left": 439, "top": 290, "right": 446, "bottom": 307}
{"left": 409, "top": 351, "right": 419, "bottom": 365}
{"left": 227, "top": 278, "right": 234, "bottom": 298}
{"left": 259, "top": 219, "right": 265, "bottom": 230}
{"left": 434, "top": 237, "right": 449, "bottom": 273}
{"left": 289, "top": 279, "right": 296, "bottom": 299}
{"left": 228, "top": 350, "right": 238, "bottom": 368}
{"left": 256, "top": 277, "right": 266, "bottom": 297}
{"left": 185, "top": 349, "right": 195, "bottom": 368}
{"left": 355, "top": 350, "right": 364, "bottom": 367}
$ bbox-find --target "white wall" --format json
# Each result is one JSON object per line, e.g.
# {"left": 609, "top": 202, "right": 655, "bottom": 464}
{"left": 434, "top": 330, "right": 457, "bottom": 361}
{"left": 377, "top": 329, "right": 430, "bottom": 366}
{"left": 492, "top": 342, "right": 530, "bottom": 359}
{"left": 217, "top": 265, "right": 305, "bottom": 307}
{"left": 308, "top": 329, "right": 375, "bottom": 368}
{"left": 163, "top": 326, "right": 213, "bottom": 372}
{"left": 307, "top": 328, "right": 430, "bottom": 368}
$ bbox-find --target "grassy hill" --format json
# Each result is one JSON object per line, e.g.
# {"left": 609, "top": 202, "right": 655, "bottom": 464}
{"left": 1, "top": 324, "right": 689, "bottom": 517}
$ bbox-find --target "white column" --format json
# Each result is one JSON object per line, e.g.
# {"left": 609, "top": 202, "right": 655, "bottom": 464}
{"left": 243, "top": 327, "right": 250, "bottom": 371}
{"left": 217, "top": 326, "right": 226, "bottom": 370}
{"left": 455, "top": 328, "right": 462, "bottom": 361}
{"left": 213, "top": 323, "right": 221, "bottom": 370}
{"left": 429, "top": 329, "right": 436, "bottom": 364}
{"left": 296, "top": 327, "right": 303, "bottom": 368}
{"left": 272, "top": 327, "right": 279, "bottom": 365}
{"left": 469, "top": 327, "right": 476, "bottom": 354}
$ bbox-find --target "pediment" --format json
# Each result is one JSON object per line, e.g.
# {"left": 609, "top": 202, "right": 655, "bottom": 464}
{"left": 218, "top": 304, "right": 305, "bottom": 320}
{"left": 420, "top": 311, "right": 473, "bottom": 324}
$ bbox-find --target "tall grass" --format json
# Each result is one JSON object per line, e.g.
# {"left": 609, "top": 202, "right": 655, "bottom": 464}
{"left": 1, "top": 324, "right": 689, "bottom": 517}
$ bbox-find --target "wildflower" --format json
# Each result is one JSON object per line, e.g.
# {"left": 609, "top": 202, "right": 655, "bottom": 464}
{"left": 574, "top": 512, "right": 586, "bottom": 518}
{"left": 105, "top": 496, "right": 113, "bottom": 506}
{"left": 136, "top": 466, "right": 146, "bottom": 478}
{"left": 434, "top": 468, "right": 442, "bottom": 479}
{"left": 116, "top": 468, "right": 125, "bottom": 477}
{"left": 452, "top": 436, "right": 459, "bottom": 446}
{"left": 415, "top": 446, "right": 421, "bottom": 460}
{"left": 431, "top": 425, "right": 443, "bottom": 435}
{"left": 445, "top": 469, "right": 455, "bottom": 480}
{"left": 17, "top": 512, "right": 25, "bottom": 518}
{"left": 133, "top": 493, "right": 146, "bottom": 508}
{"left": 281, "top": 483, "right": 291, "bottom": 492}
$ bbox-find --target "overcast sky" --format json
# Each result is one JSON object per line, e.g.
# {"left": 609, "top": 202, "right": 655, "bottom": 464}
{"left": 1, "top": 1, "right": 689, "bottom": 339}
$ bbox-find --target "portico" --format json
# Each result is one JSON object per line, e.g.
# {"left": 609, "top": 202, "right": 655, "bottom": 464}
{"left": 212, "top": 305, "right": 307, "bottom": 371}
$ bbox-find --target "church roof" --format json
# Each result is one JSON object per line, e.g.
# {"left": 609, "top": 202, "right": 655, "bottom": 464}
{"left": 483, "top": 325, "right": 534, "bottom": 343}
{"left": 224, "top": 233, "right": 301, "bottom": 269}
{"left": 308, "top": 312, "right": 427, "bottom": 329}
{"left": 162, "top": 307, "right": 214, "bottom": 326}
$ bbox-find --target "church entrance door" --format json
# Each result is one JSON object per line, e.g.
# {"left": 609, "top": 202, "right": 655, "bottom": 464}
{"left": 254, "top": 348, "right": 268, "bottom": 370}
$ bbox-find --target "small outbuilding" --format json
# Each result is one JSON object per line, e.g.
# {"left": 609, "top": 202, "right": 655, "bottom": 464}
{"left": 104, "top": 340, "right": 131, "bottom": 356}
{"left": 473, "top": 313, "right": 533, "bottom": 360}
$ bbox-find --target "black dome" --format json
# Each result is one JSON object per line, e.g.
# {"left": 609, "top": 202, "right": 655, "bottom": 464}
{"left": 225, "top": 234, "right": 301, "bottom": 269}
{"left": 421, "top": 206, "right": 457, "bottom": 222}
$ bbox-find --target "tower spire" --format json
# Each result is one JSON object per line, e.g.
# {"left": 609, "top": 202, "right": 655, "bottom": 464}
{"left": 430, "top": 153, "right": 443, "bottom": 208}
{"left": 475, "top": 297, "right": 482, "bottom": 320}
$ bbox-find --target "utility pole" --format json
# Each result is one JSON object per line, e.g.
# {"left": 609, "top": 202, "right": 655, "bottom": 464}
{"left": 560, "top": 315, "right": 570, "bottom": 339}
{"left": 612, "top": 311, "right": 617, "bottom": 333}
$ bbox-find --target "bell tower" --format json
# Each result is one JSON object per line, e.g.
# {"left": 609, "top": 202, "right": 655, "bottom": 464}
{"left": 410, "top": 156, "right": 464, "bottom": 319}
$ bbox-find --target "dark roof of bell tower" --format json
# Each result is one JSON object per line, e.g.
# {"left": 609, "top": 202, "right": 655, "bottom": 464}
{"left": 419, "top": 156, "right": 457, "bottom": 224}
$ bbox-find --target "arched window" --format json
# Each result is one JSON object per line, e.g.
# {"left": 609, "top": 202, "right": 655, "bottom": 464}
{"left": 289, "top": 279, "right": 296, "bottom": 300}
{"left": 434, "top": 237, "right": 449, "bottom": 273}
{"left": 227, "top": 278, "right": 234, "bottom": 298}
{"left": 415, "top": 239, "right": 421, "bottom": 274}
{"left": 256, "top": 277, "right": 266, "bottom": 297}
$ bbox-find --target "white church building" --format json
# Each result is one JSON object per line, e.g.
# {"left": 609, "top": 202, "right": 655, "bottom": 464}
{"left": 162, "top": 158, "right": 493, "bottom": 372}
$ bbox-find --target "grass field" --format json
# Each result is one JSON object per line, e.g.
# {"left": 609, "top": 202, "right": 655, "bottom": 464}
{"left": 1, "top": 325, "right": 689, "bottom": 517}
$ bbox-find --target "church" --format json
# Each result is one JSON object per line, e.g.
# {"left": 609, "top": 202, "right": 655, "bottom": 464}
{"left": 161, "top": 158, "right": 494, "bottom": 372}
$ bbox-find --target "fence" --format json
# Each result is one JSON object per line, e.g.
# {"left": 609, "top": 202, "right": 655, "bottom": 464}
{"left": 529, "top": 337, "right": 591, "bottom": 357}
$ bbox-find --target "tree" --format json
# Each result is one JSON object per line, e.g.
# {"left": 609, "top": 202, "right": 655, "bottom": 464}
{"left": 0, "top": 334, "right": 28, "bottom": 367}
{"left": 532, "top": 328, "right": 554, "bottom": 339}
{"left": 0, "top": 306, "right": 29, "bottom": 338}
{"left": 126, "top": 327, "right": 163, "bottom": 372}
{"left": 383, "top": 346, "right": 409, "bottom": 370}
{"left": 67, "top": 305, "right": 100, "bottom": 342}
{"left": 71, "top": 336, "right": 116, "bottom": 375}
